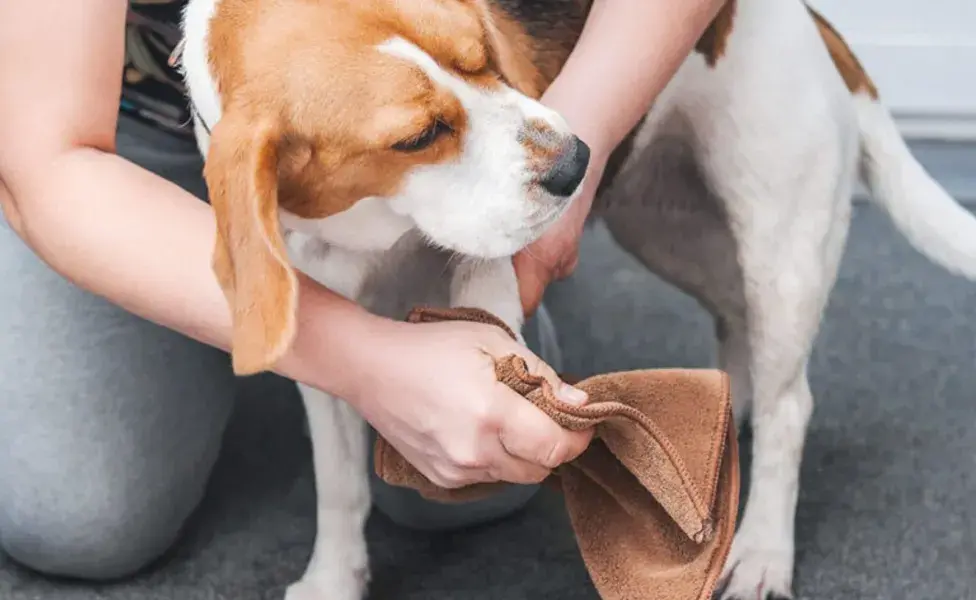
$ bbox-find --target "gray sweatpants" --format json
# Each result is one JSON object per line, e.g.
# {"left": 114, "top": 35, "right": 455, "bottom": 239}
{"left": 0, "top": 116, "right": 560, "bottom": 581}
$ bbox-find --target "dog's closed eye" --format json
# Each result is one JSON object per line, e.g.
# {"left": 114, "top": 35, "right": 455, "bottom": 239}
{"left": 392, "top": 119, "right": 453, "bottom": 152}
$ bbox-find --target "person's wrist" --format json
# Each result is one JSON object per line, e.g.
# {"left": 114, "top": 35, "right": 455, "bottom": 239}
{"left": 552, "top": 148, "right": 605, "bottom": 247}
{"left": 274, "top": 274, "right": 399, "bottom": 404}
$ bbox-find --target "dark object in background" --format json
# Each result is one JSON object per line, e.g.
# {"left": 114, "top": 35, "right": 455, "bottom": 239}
{"left": 122, "top": 0, "right": 193, "bottom": 139}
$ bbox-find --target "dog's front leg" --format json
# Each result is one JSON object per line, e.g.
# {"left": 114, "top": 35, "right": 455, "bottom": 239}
{"left": 450, "top": 257, "right": 525, "bottom": 343}
{"left": 285, "top": 385, "right": 371, "bottom": 600}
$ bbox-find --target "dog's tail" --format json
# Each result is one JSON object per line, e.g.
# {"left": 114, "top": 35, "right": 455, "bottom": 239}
{"left": 856, "top": 96, "right": 976, "bottom": 279}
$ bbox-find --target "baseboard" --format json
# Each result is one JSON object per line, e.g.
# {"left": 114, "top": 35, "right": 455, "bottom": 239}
{"left": 842, "top": 40, "right": 976, "bottom": 202}
{"left": 851, "top": 41, "right": 976, "bottom": 118}
{"left": 845, "top": 34, "right": 976, "bottom": 142}
{"left": 894, "top": 113, "right": 976, "bottom": 143}
{"left": 859, "top": 41, "right": 976, "bottom": 143}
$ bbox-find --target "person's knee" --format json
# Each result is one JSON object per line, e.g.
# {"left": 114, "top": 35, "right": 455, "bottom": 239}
{"left": 369, "top": 473, "right": 539, "bottom": 532}
{"left": 0, "top": 482, "right": 190, "bottom": 581}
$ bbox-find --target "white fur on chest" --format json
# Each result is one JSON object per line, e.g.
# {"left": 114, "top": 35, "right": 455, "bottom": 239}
{"left": 179, "top": 0, "right": 221, "bottom": 156}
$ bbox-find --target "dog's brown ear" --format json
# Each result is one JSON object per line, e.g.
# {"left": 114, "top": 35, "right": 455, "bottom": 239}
{"left": 472, "top": 0, "right": 544, "bottom": 98}
{"left": 204, "top": 107, "right": 297, "bottom": 376}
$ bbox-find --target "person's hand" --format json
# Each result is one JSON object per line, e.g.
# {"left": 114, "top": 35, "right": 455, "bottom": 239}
{"left": 514, "top": 153, "right": 607, "bottom": 317}
{"left": 347, "top": 317, "right": 594, "bottom": 489}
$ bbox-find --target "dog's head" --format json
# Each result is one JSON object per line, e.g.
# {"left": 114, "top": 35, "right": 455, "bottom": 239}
{"left": 203, "top": 0, "right": 588, "bottom": 373}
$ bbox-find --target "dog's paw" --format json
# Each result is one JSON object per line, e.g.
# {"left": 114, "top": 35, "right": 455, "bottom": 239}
{"left": 285, "top": 566, "right": 370, "bottom": 600}
{"left": 714, "top": 533, "right": 794, "bottom": 600}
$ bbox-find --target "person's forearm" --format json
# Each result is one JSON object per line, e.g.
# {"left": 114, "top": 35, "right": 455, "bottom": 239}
{"left": 544, "top": 0, "right": 726, "bottom": 170}
{"left": 2, "top": 148, "right": 379, "bottom": 397}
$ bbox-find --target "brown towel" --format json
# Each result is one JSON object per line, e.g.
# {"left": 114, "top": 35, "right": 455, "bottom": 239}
{"left": 374, "top": 307, "right": 740, "bottom": 600}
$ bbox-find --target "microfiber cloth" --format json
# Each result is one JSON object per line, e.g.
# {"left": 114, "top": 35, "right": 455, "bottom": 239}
{"left": 374, "top": 307, "right": 740, "bottom": 600}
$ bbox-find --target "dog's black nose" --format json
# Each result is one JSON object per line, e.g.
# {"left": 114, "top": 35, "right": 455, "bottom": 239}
{"left": 539, "top": 136, "right": 590, "bottom": 198}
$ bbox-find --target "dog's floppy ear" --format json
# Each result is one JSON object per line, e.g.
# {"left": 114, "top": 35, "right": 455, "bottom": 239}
{"left": 204, "top": 106, "right": 297, "bottom": 376}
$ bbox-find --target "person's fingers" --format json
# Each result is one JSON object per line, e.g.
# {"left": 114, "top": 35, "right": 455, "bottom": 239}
{"left": 496, "top": 342, "right": 593, "bottom": 468}
{"left": 553, "top": 249, "right": 580, "bottom": 280}
{"left": 398, "top": 431, "right": 548, "bottom": 487}
{"left": 484, "top": 445, "right": 552, "bottom": 484}
{"left": 476, "top": 326, "right": 593, "bottom": 472}
{"left": 483, "top": 333, "right": 592, "bottom": 467}
{"left": 498, "top": 397, "right": 594, "bottom": 469}
{"left": 388, "top": 441, "right": 468, "bottom": 489}
{"left": 507, "top": 341, "right": 588, "bottom": 406}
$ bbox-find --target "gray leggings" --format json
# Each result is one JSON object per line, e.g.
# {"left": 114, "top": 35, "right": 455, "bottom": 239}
{"left": 0, "top": 116, "right": 560, "bottom": 581}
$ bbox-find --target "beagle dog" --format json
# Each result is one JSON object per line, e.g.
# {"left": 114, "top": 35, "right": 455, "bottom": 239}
{"left": 178, "top": 1, "right": 976, "bottom": 599}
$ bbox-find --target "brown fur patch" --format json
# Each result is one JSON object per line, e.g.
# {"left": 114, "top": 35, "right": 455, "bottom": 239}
{"left": 479, "top": 2, "right": 547, "bottom": 98}
{"left": 806, "top": 6, "right": 879, "bottom": 98}
{"left": 695, "top": 0, "right": 737, "bottom": 67}
{"left": 482, "top": 0, "right": 589, "bottom": 89}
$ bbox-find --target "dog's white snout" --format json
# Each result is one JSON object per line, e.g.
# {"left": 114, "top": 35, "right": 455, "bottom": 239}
{"left": 509, "top": 90, "right": 571, "bottom": 133}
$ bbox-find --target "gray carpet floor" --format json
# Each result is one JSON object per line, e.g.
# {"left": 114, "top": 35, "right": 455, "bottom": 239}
{"left": 1, "top": 120, "right": 974, "bottom": 599}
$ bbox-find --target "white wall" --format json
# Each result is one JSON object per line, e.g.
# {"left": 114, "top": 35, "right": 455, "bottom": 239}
{"left": 809, "top": 0, "right": 976, "bottom": 140}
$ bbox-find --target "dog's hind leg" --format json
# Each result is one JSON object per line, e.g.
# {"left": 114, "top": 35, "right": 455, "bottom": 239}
{"left": 715, "top": 281, "right": 827, "bottom": 600}
{"left": 601, "top": 97, "right": 857, "bottom": 598}
{"left": 715, "top": 218, "right": 850, "bottom": 599}
{"left": 707, "top": 125, "right": 857, "bottom": 600}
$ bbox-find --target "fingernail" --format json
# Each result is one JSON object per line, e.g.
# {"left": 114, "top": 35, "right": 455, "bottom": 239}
{"left": 558, "top": 383, "right": 588, "bottom": 405}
